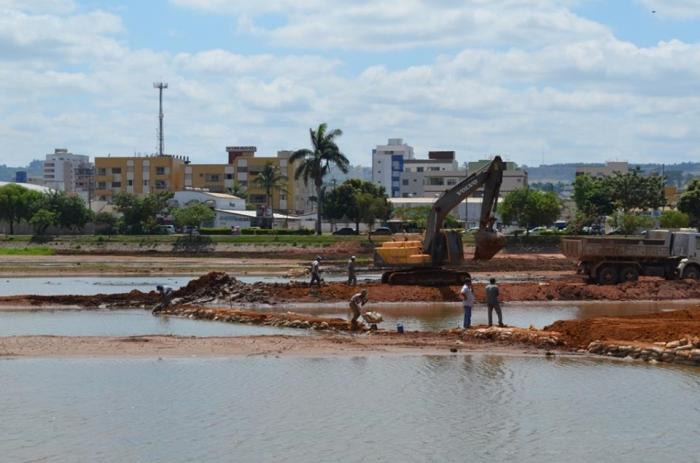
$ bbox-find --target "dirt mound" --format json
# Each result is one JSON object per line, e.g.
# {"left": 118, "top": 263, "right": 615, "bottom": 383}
{"left": 545, "top": 308, "right": 700, "bottom": 348}
{"left": 0, "top": 290, "right": 159, "bottom": 308}
{"left": 172, "top": 272, "right": 273, "bottom": 305}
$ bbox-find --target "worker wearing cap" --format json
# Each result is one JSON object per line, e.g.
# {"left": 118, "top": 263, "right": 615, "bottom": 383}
{"left": 347, "top": 255, "right": 357, "bottom": 286}
{"left": 310, "top": 256, "right": 322, "bottom": 286}
{"left": 349, "top": 289, "right": 368, "bottom": 329}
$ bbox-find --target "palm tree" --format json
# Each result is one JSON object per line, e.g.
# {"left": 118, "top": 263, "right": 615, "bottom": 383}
{"left": 253, "top": 162, "right": 286, "bottom": 210}
{"left": 228, "top": 180, "right": 247, "bottom": 200}
{"left": 290, "top": 123, "right": 349, "bottom": 234}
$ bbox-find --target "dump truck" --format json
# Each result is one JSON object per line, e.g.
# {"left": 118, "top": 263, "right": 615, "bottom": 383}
{"left": 374, "top": 156, "right": 506, "bottom": 285}
{"left": 561, "top": 230, "right": 700, "bottom": 284}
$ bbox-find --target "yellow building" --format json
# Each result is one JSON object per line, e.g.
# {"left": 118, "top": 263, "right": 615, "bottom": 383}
{"left": 94, "top": 155, "right": 186, "bottom": 201}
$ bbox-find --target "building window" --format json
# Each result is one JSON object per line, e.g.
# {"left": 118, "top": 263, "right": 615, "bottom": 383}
{"left": 225, "top": 174, "right": 233, "bottom": 180}
{"left": 155, "top": 180, "right": 166, "bottom": 189}
{"left": 250, "top": 194, "right": 266, "bottom": 203}
{"left": 155, "top": 167, "right": 166, "bottom": 175}
{"left": 111, "top": 168, "right": 121, "bottom": 174}
{"left": 402, "top": 179, "right": 409, "bottom": 186}
{"left": 143, "top": 180, "right": 149, "bottom": 187}
{"left": 112, "top": 181, "right": 121, "bottom": 188}
{"left": 205, "top": 174, "right": 220, "bottom": 182}
{"left": 429, "top": 167, "right": 440, "bottom": 172}
{"left": 97, "top": 182, "right": 106, "bottom": 189}
{"left": 237, "top": 166, "right": 248, "bottom": 173}
{"left": 417, "top": 167, "right": 424, "bottom": 172}
{"left": 447, "top": 179, "right": 457, "bottom": 186}
{"left": 127, "top": 179, "right": 133, "bottom": 186}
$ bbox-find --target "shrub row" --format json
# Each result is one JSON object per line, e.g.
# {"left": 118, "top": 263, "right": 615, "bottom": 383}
{"left": 199, "top": 227, "right": 315, "bottom": 236}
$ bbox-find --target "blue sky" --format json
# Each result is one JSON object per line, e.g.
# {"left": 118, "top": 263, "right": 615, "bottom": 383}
{"left": 1, "top": 0, "right": 700, "bottom": 167}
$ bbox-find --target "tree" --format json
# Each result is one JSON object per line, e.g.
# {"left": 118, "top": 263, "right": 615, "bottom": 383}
{"left": 113, "top": 192, "right": 173, "bottom": 234}
{"left": 43, "top": 191, "right": 93, "bottom": 231}
{"left": 608, "top": 210, "right": 655, "bottom": 235}
{"left": 173, "top": 203, "right": 215, "bottom": 236}
{"left": 678, "top": 179, "right": 700, "bottom": 227}
{"left": 94, "top": 211, "right": 118, "bottom": 235}
{"left": 573, "top": 174, "right": 613, "bottom": 222}
{"left": 323, "top": 179, "right": 391, "bottom": 231}
{"left": 229, "top": 180, "right": 247, "bottom": 200}
{"left": 29, "top": 209, "right": 57, "bottom": 235}
{"left": 355, "top": 192, "right": 391, "bottom": 232}
{"left": 500, "top": 188, "right": 561, "bottom": 232}
{"left": 392, "top": 206, "right": 460, "bottom": 229}
{"left": 606, "top": 168, "right": 665, "bottom": 212}
{"left": 659, "top": 210, "right": 690, "bottom": 229}
{"left": 253, "top": 162, "right": 286, "bottom": 210}
{"left": 0, "top": 184, "right": 44, "bottom": 234}
{"left": 290, "top": 123, "right": 349, "bottom": 234}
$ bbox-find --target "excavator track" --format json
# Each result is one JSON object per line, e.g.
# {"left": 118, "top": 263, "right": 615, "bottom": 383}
{"left": 381, "top": 268, "right": 471, "bottom": 286}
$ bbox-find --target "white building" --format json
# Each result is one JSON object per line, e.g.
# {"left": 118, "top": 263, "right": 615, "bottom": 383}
{"left": 172, "top": 190, "right": 247, "bottom": 228}
{"left": 372, "top": 138, "right": 414, "bottom": 197}
{"left": 399, "top": 151, "right": 462, "bottom": 197}
{"left": 42, "top": 148, "right": 94, "bottom": 202}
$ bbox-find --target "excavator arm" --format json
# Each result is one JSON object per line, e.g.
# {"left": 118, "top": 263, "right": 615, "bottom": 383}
{"left": 423, "top": 156, "right": 505, "bottom": 261}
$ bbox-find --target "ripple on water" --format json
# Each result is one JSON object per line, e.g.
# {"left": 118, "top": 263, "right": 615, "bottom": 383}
{"left": 0, "top": 356, "right": 698, "bottom": 462}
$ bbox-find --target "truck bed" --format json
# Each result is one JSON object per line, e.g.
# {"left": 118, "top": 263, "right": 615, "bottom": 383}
{"left": 561, "top": 236, "right": 670, "bottom": 260}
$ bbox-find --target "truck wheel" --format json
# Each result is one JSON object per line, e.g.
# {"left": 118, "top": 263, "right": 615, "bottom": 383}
{"left": 619, "top": 266, "right": 639, "bottom": 283}
{"left": 597, "top": 265, "right": 619, "bottom": 285}
{"left": 682, "top": 266, "right": 700, "bottom": 280}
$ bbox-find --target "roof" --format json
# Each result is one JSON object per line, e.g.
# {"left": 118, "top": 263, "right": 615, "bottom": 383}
{"left": 0, "top": 181, "right": 53, "bottom": 193}
{"left": 215, "top": 209, "right": 300, "bottom": 220}
{"left": 389, "top": 197, "right": 503, "bottom": 205}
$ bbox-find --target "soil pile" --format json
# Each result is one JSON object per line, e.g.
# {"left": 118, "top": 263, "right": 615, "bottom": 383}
{"left": 545, "top": 307, "right": 700, "bottom": 348}
{"left": 0, "top": 290, "right": 159, "bottom": 308}
{"left": 172, "top": 272, "right": 272, "bottom": 305}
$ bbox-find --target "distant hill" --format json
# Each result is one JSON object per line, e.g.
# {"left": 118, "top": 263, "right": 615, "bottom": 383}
{"left": 0, "top": 160, "right": 43, "bottom": 182}
{"left": 524, "top": 162, "right": 700, "bottom": 185}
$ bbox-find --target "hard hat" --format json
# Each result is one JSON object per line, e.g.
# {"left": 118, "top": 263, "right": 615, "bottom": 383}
{"left": 351, "top": 256, "right": 356, "bottom": 260}
{"left": 315, "top": 256, "right": 322, "bottom": 260}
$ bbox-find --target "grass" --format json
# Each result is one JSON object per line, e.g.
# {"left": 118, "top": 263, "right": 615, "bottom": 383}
{"left": 0, "top": 234, "right": 367, "bottom": 246}
{"left": 0, "top": 246, "right": 56, "bottom": 256}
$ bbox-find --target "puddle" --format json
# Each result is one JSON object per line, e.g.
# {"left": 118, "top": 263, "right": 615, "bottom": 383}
{"left": 0, "top": 309, "right": 306, "bottom": 337}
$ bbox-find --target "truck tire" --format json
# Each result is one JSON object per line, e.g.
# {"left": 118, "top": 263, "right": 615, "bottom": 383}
{"left": 619, "top": 266, "right": 639, "bottom": 283}
{"left": 597, "top": 265, "right": 619, "bottom": 285}
{"left": 682, "top": 266, "right": 700, "bottom": 280}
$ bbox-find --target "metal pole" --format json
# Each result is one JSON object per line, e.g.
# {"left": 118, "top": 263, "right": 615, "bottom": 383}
{"left": 153, "top": 82, "right": 168, "bottom": 156}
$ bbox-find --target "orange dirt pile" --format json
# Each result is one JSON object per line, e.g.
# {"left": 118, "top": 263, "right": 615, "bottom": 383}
{"left": 545, "top": 308, "right": 700, "bottom": 348}
{"left": 0, "top": 290, "right": 159, "bottom": 308}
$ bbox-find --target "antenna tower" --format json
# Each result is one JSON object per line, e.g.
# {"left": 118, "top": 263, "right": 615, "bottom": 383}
{"left": 153, "top": 82, "right": 168, "bottom": 155}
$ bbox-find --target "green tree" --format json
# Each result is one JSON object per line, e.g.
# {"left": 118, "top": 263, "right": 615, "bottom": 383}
{"left": 253, "top": 162, "right": 286, "bottom": 210}
{"left": 678, "top": 179, "right": 700, "bottom": 227}
{"left": 500, "top": 188, "right": 561, "bottom": 232}
{"left": 229, "top": 180, "right": 247, "bottom": 200}
{"left": 94, "top": 211, "right": 118, "bottom": 235}
{"left": 290, "top": 123, "right": 349, "bottom": 234}
{"left": 606, "top": 168, "right": 665, "bottom": 212}
{"left": 0, "top": 184, "right": 44, "bottom": 234}
{"left": 173, "top": 203, "right": 215, "bottom": 236}
{"left": 392, "top": 206, "right": 459, "bottom": 229}
{"left": 113, "top": 192, "right": 173, "bottom": 234}
{"left": 323, "top": 179, "right": 391, "bottom": 231}
{"left": 29, "top": 209, "right": 57, "bottom": 235}
{"left": 608, "top": 210, "right": 654, "bottom": 235}
{"left": 658, "top": 210, "right": 690, "bottom": 229}
{"left": 573, "top": 173, "right": 613, "bottom": 222}
{"left": 43, "top": 191, "right": 93, "bottom": 231}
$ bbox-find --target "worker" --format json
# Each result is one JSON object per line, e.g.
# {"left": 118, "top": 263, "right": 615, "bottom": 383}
{"left": 349, "top": 289, "right": 368, "bottom": 329}
{"left": 459, "top": 278, "right": 475, "bottom": 329}
{"left": 347, "top": 255, "right": 357, "bottom": 286}
{"left": 310, "top": 256, "right": 323, "bottom": 286}
{"left": 485, "top": 277, "right": 505, "bottom": 327}
{"left": 154, "top": 285, "right": 174, "bottom": 312}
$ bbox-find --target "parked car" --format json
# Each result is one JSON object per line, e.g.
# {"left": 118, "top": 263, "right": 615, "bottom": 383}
{"left": 528, "top": 226, "right": 550, "bottom": 235}
{"left": 156, "top": 225, "right": 176, "bottom": 234}
{"left": 333, "top": 227, "right": 358, "bottom": 235}
{"left": 371, "top": 227, "right": 392, "bottom": 236}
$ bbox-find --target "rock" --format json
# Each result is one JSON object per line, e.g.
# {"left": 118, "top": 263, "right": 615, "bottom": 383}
{"left": 665, "top": 340, "right": 680, "bottom": 349}
{"left": 690, "top": 349, "right": 700, "bottom": 360}
{"left": 653, "top": 342, "right": 667, "bottom": 347}
{"left": 450, "top": 347, "right": 458, "bottom": 353}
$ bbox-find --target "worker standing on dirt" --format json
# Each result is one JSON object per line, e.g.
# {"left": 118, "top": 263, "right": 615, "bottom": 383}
{"left": 459, "top": 278, "right": 475, "bottom": 329}
{"left": 347, "top": 256, "right": 357, "bottom": 286}
{"left": 310, "top": 256, "right": 322, "bottom": 286}
{"left": 485, "top": 278, "right": 505, "bottom": 327}
{"left": 349, "top": 289, "right": 368, "bottom": 329}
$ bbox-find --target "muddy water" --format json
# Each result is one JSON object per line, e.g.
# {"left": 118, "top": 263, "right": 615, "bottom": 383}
{"left": 282, "top": 300, "right": 700, "bottom": 330}
{"left": 0, "top": 310, "right": 306, "bottom": 337}
{"left": 0, "top": 355, "right": 698, "bottom": 462}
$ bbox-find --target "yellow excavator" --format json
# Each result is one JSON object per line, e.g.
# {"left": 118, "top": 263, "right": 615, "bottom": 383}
{"left": 375, "top": 156, "right": 506, "bottom": 285}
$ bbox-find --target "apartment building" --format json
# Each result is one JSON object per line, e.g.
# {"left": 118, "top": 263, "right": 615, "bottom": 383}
{"left": 399, "top": 151, "right": 462, "bottom": 197}
{"left": 372, "top": 138, "right": 415, "bottom": 197}
{"left": 43, "top": 148, "right": 94, "bottom": 201}
{"left": 466, "top": 160, "right": 528, "bottom": 196}
{"left": 94, "top": 155, "right": 186, "bottom": 201}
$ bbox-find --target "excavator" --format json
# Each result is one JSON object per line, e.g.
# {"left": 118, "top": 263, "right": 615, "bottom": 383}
{"left": 374, "top": 156, "right": 506, "bottom": 285}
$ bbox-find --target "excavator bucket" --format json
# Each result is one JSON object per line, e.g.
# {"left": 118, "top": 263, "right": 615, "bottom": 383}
{"left": 473, "top": 229, "right": 506, "bottom": 260}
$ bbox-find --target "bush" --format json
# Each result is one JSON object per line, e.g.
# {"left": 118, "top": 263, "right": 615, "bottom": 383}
{"left": 240, "top": 228, "right": 315, "bottom": 235}
{"left": 199, "top": 227, "right": 232, "bottom": 235}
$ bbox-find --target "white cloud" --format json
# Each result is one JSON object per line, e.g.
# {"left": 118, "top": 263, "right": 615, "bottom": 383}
{"left": 1, "top": 1, "right": 700, "bottom": 168}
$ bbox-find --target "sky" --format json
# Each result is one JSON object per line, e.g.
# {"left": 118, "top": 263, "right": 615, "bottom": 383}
{"left": 1, "top": 0, "right": 700, "bottom": 168}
